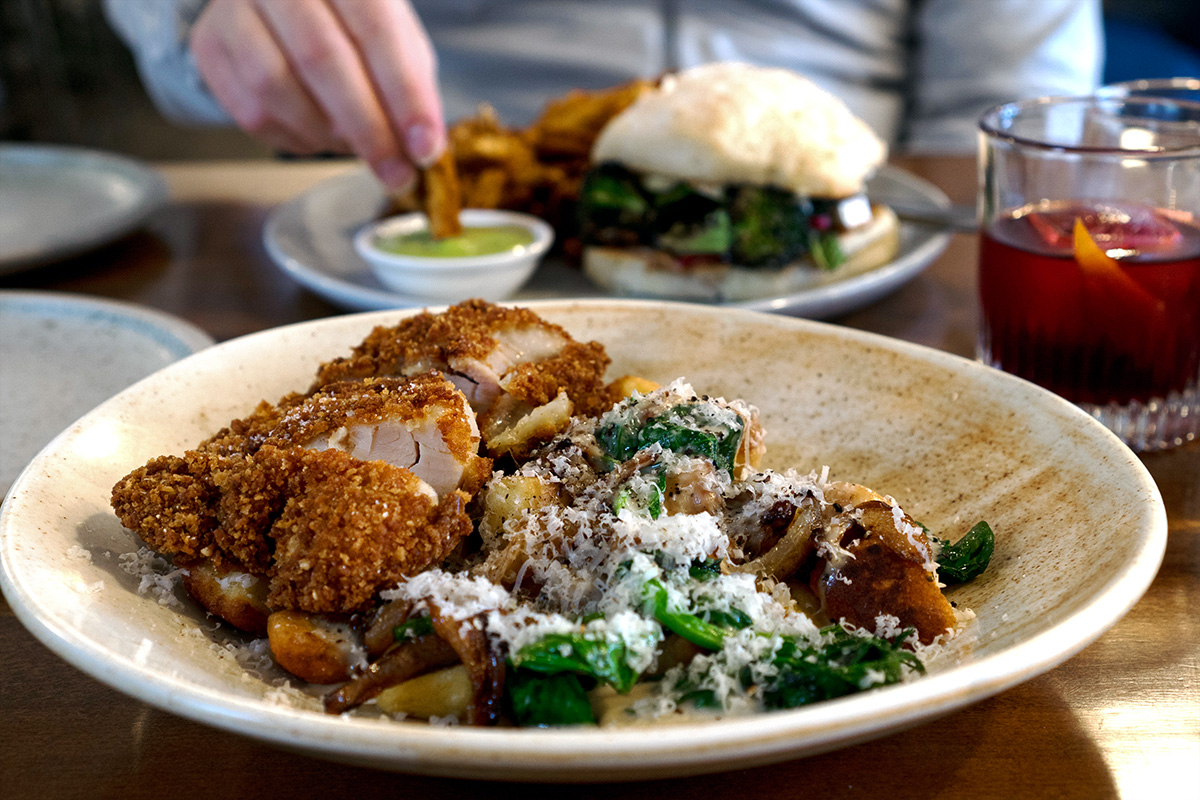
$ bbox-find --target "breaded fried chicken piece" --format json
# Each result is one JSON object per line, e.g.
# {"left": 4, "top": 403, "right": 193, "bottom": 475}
{"left": 311, "top": 300, "right": 616, "bottom": 455}
{"left": 197, "top": 392, "right": 309, "bottom": 456}
{"left": 111, "top": 375, "right": 487, "bottom": 614}
{"left": 265, "top": 374, "right": 491, "bottom": 499}
{"left": 241, "top": 446, "right": 473, "bottom": 613}
{"left": 111, "top": 447, "right": 277, "bottom": 575}
{"left": 111, "top": 450, "right": 246, "bottom": 565}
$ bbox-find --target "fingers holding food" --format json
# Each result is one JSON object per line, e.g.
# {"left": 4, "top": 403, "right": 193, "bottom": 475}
{"left": 190, "top": 0, "right": 335, "bottom": 155}
{"left": 194, "top": 0, "right": 445, "bottom": 193}
{"left": 326, "top": 0, "right": 444, "bottom": 167}
{"left": 251, "top": 0, "right": 412, "bottom": 181}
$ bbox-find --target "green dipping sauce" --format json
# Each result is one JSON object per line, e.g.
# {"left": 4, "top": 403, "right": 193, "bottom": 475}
{"left": 376, "top": 224, "right": 535, "bottom": 258}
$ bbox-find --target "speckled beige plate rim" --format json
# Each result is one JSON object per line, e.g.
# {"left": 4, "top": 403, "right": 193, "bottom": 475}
{"left": 0, "top": 300, "right": 1167, "bottom": 782}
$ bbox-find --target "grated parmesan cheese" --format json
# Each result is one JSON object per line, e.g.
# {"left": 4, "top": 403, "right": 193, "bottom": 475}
{"left": 119, "top": 547, "right": 186, "bottom": 608}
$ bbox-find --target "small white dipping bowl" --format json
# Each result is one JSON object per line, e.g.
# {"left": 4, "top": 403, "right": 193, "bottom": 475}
{"left": 354, "top": 209, "right": 554, "bottom": 302}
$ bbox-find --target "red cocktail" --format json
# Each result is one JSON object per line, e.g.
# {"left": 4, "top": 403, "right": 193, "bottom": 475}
{"left": 978, "top": 94, "right": 1200, "bottom": 450}
{"left": 979, "top": 202, "right": 1200, "bottom": 406}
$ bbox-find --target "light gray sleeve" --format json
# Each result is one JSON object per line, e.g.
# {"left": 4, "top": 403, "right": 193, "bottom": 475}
{"left": 905, "top": 0, "right": 1104, "bottom": 153}
{"left": 103, "top": 0, "right": 232, "bottom": 126}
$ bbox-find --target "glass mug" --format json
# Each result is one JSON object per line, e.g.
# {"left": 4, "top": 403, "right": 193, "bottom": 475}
{"left": 1099, "top": 76, "right": 1200, "bottom": 105}
{"left": 977, "top": 94, "right": 1200, "bottom": 451}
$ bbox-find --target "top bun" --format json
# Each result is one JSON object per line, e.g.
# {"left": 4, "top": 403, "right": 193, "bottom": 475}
{"left": 591, "top": 62, "right": 886, "bottom": 198}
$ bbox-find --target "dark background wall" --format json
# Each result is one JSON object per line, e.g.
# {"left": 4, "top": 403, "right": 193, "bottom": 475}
{"left": 1102, "top": 0, "right": 1200, "bottom": 84}
{"left": 0, "top": 0, "right": 269, "bottom": 159}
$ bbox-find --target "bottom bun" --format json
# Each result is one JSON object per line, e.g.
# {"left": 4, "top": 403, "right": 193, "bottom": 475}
{"left": 583, "top": 204, "right": 901, "bottom": 302}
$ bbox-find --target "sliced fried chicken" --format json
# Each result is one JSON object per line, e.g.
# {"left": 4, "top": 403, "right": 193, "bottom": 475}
{"left": 311, "top": 299, "right": 616, "bottom": 456}
{"left": 222, "top": 445, "right": 474, "bottom": 613}
{"left": 264, "top": 374, "right": 491, "bottom": 499}
{"left": 112, "top": 375, "right": 488, "bottom": 618}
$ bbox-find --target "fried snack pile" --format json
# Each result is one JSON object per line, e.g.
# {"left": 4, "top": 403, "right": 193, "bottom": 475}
{"left": 111, "top": 300, "right": 990, "bottom": 727}
{"left": 394, "top": 80, "right": 654, "bottom": 252}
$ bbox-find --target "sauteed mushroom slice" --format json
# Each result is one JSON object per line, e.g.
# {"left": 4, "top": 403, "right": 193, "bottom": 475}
{"left": 426, "top": 600, "right": 505, "bottom": 726}
{"left": 363, "top": 598, "right": 414, "bottom": 658}
{"left": 731, "top": 495, "right": 821, "bottom": 580}
{"left": 323, "top": 635, "right": 459, "bottom": 714}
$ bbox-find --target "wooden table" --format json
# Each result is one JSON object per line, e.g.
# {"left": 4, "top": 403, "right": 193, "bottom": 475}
{"left": 1, "top": 157, "right": 1196, "bottom": 799}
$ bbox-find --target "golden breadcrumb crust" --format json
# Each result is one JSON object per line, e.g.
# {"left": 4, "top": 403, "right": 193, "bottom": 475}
{"left": 113, "top": 444, "right": 475, "bottom": 614}
{"left": 499, "top": 339, "right": 614, "bottom": 417}
{"left": 197, "top": 392, "right": 308, "bottom": 456}
{"left": 112, "top": 374, "right": 487, "bottom": 613}
{"left": 252, "top": 446, "right": 473, "bottom": 613}
{"left": 312, "top": 300, "right": 554, "bottom": 386}
{"left": 111, "top": 451, "right": 240, "bottom": 563}
{"left": 310, "top": 299, "right": 617, "bottom": 417}
{"left": 267, "top": 374, "right": 479, "bottom": 465}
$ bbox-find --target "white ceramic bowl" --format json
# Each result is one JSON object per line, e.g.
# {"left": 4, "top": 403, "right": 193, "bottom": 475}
{"left": 0, "top": 300, "right": 1166, "bottom": 781}
{"left": 353, "top": 209, "right": 553, "bottom": 301}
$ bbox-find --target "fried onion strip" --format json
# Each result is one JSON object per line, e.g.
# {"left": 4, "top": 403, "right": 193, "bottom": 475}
{"left": 731, "top": 497, "right": 821, "bottom": 580}
{"left": 422, "top": 148, "right": 463, "bottom": 238}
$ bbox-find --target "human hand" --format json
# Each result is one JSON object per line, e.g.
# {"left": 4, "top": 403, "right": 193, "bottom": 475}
{"left": 191, "top": 0, "right": 443, "bottom": 191}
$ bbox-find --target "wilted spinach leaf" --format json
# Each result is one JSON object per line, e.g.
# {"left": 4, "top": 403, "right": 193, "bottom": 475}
{"left": 763, "top": 625, "right": 923, "bottom": 710}
{"left": 934, "top": 521, "right": 995, "bottom": 584}
{"left": 506, "top": 668, "right": 596, "bottom": 727}
{"left": 512, "top": 633, "right": 638, "bottom": 693}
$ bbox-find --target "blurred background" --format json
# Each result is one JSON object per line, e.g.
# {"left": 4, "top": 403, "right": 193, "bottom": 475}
{"left": 1, "top": 0, "right": 1198, "bottom": 162}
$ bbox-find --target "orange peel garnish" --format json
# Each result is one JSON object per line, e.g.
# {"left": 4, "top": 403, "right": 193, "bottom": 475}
{"left": 1072, "top": 219, "right": 1166, "bottom": 316}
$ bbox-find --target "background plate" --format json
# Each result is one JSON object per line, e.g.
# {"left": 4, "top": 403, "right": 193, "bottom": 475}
{"left": 0, "top": 291, "right": 214, "bottom": 495}
{"left": 0, "top": 301, "right": 1165, "bottom": 781}
{"left": 0, "top": 144, "right": 168, "bottom": 272}
{"left": 263, "top": 166, "right": 951, "bottom": 318}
